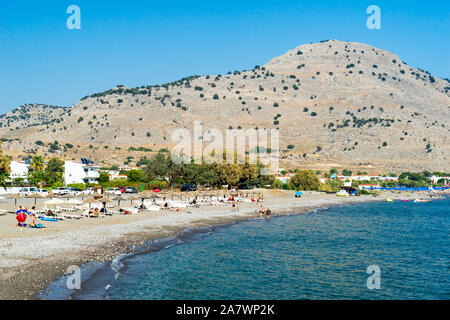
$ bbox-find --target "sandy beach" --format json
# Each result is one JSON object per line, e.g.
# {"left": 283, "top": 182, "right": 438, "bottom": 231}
{"left": 0, "top": 189, "right": 424, "bottom": 299}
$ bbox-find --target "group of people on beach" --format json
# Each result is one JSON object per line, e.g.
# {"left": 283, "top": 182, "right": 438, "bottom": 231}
{"left": 230, "top": 194, "right": 271, "bottom": 219}
{"left": 258, "top": 205, "right": 271, "bottom": 221}
{"left": 231, "top": 198, "right": 240, "bottom": 212}
{"left": 250, "top": 193, "right": 264, "bottom": 203}
{"left": 15, "top": 205, "right": 42, "bottom": 227}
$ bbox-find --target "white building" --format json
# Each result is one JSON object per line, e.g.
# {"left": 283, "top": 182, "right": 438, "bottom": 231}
{"left": 10, "top": 161, "right": 30, "bottom": 182}
{"left": 104, "top": 170, "right": 120, "bottom": 180}
{"left": 64, "top": 159, "right": 100, "bottom": 185}
{"left": 430, "top": 175, "right": 449, "bottom": 184}
{"left": 276, "top": 173, "right": 295, "bottom": 184}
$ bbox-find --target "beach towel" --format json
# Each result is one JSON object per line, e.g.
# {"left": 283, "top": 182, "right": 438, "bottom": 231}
{"left": 29, "top": 224, "right": 45, "bottom": 229}
{"left": 39, "top": 216, "right": 58, "bottom": 222}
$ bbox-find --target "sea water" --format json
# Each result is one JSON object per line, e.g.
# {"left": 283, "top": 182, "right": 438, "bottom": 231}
{"left": 42, "top": 199, "right": 449, "bottom": 300}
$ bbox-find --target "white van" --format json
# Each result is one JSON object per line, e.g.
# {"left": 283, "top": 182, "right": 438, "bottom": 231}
{"left": 18, "top": 187, "right": 38, "bottom": 197}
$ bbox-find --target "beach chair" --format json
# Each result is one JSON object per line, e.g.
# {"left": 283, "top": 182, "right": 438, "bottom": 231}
{"left": 62, "top": 213, "right": 82, "bottom": 220}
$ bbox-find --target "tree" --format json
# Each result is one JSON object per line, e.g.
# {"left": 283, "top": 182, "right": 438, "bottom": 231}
{"left": 290, "top": 170, "right": 320, "bottom": 191}
{"left": 319, "top": 179, "right": 343, "bottom": 193}
{"left": 44, "top": 158, "right": 64, "bottom": 185}
{"left": 213, "top": 163, "right": 242, "bottom": 186}
{"left": 240, "top": 162, "right": 258, "bottom": 185}
{"left": 342, "top": 169, "right": 352, "bottom": 176}
{"left": 0, "top": 145, "right": 10, "bottom": 189}
{"left": 183, "top": 164, "right": 218, "bottom": 186}
{"left": 126, "top": 169, "right": 144, "bottom": 182}
{"left": 272, "top": 179, "right": 282, "bottom": 189}
{"left": 98, "top": 171, "right": 110, "bottom": 184}
{"left": 143, "top": 151, "right": 185, "bottom": 185}
{"left": 28, "top": 156, "right": 45, "bottom": 187}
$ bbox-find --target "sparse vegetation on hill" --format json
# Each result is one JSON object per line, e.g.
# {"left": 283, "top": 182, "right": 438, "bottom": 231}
{"left": 1, "top": 40, "right": 449, "bottom": 172}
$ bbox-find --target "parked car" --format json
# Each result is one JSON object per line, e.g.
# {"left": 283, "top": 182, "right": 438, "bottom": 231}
{"left": 118, "top": 186, "right": 126, "bottom": 193}
{"left": 237, "top": 184, "right": 254, "bottom": 190}
{"left": 18, "top": 187, "right": 38, "bottom": 197}
{"left": 52, "top": 187, "right": 70, "bottom": 196}
{"left": 68, "top": 188, "right": 83, "bottom": 196}
{"left": 105, "top": 188, "right": 123, "bottom": 196}
{"left": 83, "top": 188, "right": 95, "bottom": 195}
{"left": 181, "top": 183, "right": 197, "bottom": 192}
{"left": 125, "top": 187, "right": 139, "bottom": 194}
{"left": 37, "top": 188, "right": 49, "bottom": 197}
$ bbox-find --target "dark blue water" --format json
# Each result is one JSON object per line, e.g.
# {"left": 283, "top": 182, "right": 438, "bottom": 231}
{"left": 43, "top": 199, "right": 450, "bottom": 300}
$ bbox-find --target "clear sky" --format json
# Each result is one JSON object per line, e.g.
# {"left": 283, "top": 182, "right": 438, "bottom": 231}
{"left": 0, "top": 0, "right": 448, "bottom": 113}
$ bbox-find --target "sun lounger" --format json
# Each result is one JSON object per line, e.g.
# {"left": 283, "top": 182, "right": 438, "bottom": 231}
{"left": 62, "top": 213, "right": 82, "bottom": 220}
{"left": 43, "top": 206, "right": 62, "bottom": 213}
{"left": 57, "top": 206, "right": 78, "bottom": 212}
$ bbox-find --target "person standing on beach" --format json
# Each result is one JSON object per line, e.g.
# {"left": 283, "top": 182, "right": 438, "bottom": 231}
{"left": 236, "top": 200, "right": 240, "bottom": 213}
{"left": 232, "top": 199, "right": 236, "bottom": 212}
{"left": 265, "top": 208, "right": 271, "bottom": 221}
{"left": 258, "top": 205, "right": 265, "bottom": 220}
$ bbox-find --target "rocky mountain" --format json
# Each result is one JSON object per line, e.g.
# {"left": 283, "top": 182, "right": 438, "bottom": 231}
{"left": 1, "top": 40, "right": 449, "bottom": 173}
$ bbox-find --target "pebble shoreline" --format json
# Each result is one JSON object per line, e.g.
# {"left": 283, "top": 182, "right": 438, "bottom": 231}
{"left": 0, "top": 192, "right": 401, "bottom": 300}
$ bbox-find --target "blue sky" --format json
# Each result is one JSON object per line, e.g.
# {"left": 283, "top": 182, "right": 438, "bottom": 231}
{"left": 0, "top": 0, "right": 448, "bottom": 113}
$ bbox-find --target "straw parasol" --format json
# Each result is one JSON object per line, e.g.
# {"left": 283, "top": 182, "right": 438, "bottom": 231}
{"left": 171, "top": 191, "right": 183, "bottom": 200}
{"left": 96, "top": 197, "right": 112, "bottom": 210}
{"left": 64, "top": 193, "right": 76, "bottom": 198}
{"left": 83, "top": 198, "right": 100, "bottom": 210}
{"left": 8, "top": 194, "right": 24, "bottom": 206}
{"left": 96, "top": 197, "right": 112, "bottom": 202}
{"left": 66, "top": 198, "right": 83, "bottom": 205}
{"left": 168, "top": 191, "right": 180, "bottom": 200}
{"left": 26, "top": 193, "right": 46, "bottom": 205}
{"left": 128, "top": 195, "right": 142, "bottom": 205}
{"left": 112, "top": 196, "right": 124, "bottom": 207}
{"left": 45, "top": 198, "right": 65, "bottom": 209}
{"left": 138, "top": 191, "right": 155, "bottom": 199}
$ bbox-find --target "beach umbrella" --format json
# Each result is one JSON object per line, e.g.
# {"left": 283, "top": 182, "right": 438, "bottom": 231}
{"left": 83, "top": 198, "right": 100, "bottom": 210}
{"left": 63, "top": 194, "right": 76, "bottom": 200}
{"left": 66, "top": 198, "right": 83, "bottom": 205}
{"left": 138, "top": 191, "right": 154, "bottom": 199}
{"left": 45, "top": 198, "right": 64, "bottom": 209}
{"left": 112, "top": 196, "right": 123, "bottom": 207}
{"left": 172, "top": 191, "right": 183, "bottom": 200}
{"left": 26, "top": 193, "right": 46, "bottom": 205}
{"left": 128, "top": 196, "right": 142, "bottom": 206}
{"left": 8, "top": 194, "right": 24, "bottom": 206}
{"left": 96, "top": 197, "right": 112, "bottom": 210}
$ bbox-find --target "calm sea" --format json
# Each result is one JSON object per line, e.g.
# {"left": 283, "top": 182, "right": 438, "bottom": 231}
{"left": 41, "top": 199, "right": 449, "bottom": 300}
